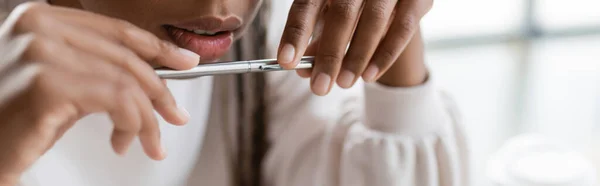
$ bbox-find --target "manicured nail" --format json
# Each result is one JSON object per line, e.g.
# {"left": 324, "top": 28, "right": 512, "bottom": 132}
{"left": 115, "top": 141, "right": 131, "bottom": 156}
{"left": 160, "top": 143, "right": 168, "bottom": 159}
{"left": 312, "top": 73, "right": 331, "bottom": 96}
{"left": 278, "top": 44, "right": 295, "bottom": 64}
{"left": 362, "top": 65, "right": 380, "bottom": 82}
{"left": 177, "top": 106, "right": 190, "bottom": 123}
{"left": 116, "top": 147, "right": 127, "bottom": 156}
{"left": 178, "top": 48, "right": 200, "bottom": 63}
{"left": 337, "top": 70, "right": 355, "bottom": 88}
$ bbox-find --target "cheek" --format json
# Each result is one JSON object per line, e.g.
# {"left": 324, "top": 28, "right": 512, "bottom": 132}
{"left": 76, "top": 0, "right": 167, "bottom": 38}
{"left": 77, "top": 0, "right": 130, "bottom": 15}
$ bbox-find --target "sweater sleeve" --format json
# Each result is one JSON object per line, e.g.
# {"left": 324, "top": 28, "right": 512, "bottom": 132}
{"left": 262, "top": 71, "right": 469, "bottom": 186}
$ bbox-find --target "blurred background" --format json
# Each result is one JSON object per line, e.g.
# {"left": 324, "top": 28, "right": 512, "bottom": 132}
{"left": 421, "top": 0, "right": 600, "bottom": 185}
{"left": 267, "top": 0, "right": 600, "bottom": 185}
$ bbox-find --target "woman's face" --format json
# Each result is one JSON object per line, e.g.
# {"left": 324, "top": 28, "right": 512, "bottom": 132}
{"left": 55, "top": 0, "right": 263, "bottom": 62}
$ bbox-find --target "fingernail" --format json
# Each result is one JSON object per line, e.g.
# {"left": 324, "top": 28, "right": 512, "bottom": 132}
{"left": 337, "top": 70, "right": 355, "bottom": 88}
{"left": 115, "top": 142, "right": 130, "bottom": 156}
{"left": 160, "top": 143, "right": 168, "bottom": 159}
{"left": 362, "top": 65, "right": 380, "bottom": 82}
{"left": 278, "top": 44, "right": 295, "bottom": 64}
{"left": 312, "top": 73, "right": 331, "bottom": 96}
{"left": 177, "top": 106, "right": 190, "bottom": 123}
{"left": 178, "top": 48, "right": 200, "bottom": 63}
{"left": 117, "top": 148, "right": 127, "bottom": 156}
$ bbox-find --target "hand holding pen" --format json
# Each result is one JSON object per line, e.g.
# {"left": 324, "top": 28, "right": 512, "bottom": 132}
{"left": 0, "top": 3, "right": 196, "bottom": 176}
{"left": 158, "top": 0, "right": 434, "bottom": 95}
{"left": 278, "top": 0, "right": 433, "bottom": 95}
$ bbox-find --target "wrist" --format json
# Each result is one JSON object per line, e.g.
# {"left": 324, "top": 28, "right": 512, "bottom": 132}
{"left": 376, "top": 28, "right": 427, "bottom": 87}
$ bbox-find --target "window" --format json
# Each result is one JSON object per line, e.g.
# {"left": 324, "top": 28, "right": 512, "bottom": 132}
{"left": 422, "top": 1, "right": 600, "bottom": 185}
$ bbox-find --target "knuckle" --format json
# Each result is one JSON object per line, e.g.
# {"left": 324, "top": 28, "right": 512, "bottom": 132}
{"left": 284, "top": 21, "right": 309, "bottom": 41}
{"left": 24, "top": 37, "right": 55, "bottom": 60}
{"left": 111, "top": 75, "right": 137, "bottom": 101}
{"left": 116, "top": 123, "right": 141, "bottom": 133}
{"left": 377, "top": 46, "right": 397, "bottom": 63}
{"left": 330, "top": 0, "right": 359, "bottom": 20}
{"left": 397, "top": 15, "right": 417, "bottom": 35}
{"left": 123, "top": 121, "right": 142, "bottom": 132}
{"left": 344, "top": 53, "right": 370, "bottom": 70}
{"left": 112, "top": 18, "right": 137, "bottom": 36}
{"left": 285, "top": 0, "right": 321, "bottom": 41}
{"left": 292, "top": 0, "right": 320, "bottom": 11}
{"left": 139, "top": 124, "right": 159, "bottom": 136}
{"left": 318, "top": 51, "right": 343, "bottom": 64}
{"left": 114, "top": 18, "right": 135, "bottom": 29}
{"left": 15, "top": 1, "right": 46, "bottom": 10}
{"left": 157, "top": 40, "right": 177, "bottom": 54}
{"left": 119, "top": 26, "right": 138, "bottom": 44}
{"left": 118, "top": 22, "right": 150, "bottom": 46}
{"left": 368, "top": 1, "right": 390, "bottom": 21}
{"left": 146, "top": 40, "right": 176, "bottom": 63}
{"left": 13, "top": 2, "right": 47, "bottom": 31}
{"left": 115, "top": 50, "right": 140, "bottom": 66}
{"left": 14, "top": 2, "right": 46, "bottom": 18}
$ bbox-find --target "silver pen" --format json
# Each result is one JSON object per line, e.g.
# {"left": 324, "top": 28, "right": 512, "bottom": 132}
{"left": 155, "top": 56, "right": 314, "bottom": 79}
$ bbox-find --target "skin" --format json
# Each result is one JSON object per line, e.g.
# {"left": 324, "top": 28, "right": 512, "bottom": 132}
{"left": 0, "top": 0, "right": 429, "bottom": 185}
{"left": 279, "top": 0, "right": 432, "bottom": 94}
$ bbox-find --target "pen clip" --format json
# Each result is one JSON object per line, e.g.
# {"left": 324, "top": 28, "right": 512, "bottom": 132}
{"left": 258, "top": 64, "right": 284, "bottom": 71}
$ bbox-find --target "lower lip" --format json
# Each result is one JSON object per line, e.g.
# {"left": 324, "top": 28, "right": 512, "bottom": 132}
{"left": 166, "top": 26, "right": 233, "bottom": 62}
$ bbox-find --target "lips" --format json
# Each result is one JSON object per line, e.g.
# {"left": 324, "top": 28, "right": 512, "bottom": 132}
{"left": 165, "top": 17, "right": 242, "bottom": 62}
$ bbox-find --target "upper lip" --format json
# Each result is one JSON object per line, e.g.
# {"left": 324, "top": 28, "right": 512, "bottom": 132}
{"left": 170, "top": 16, "right": 242, "bottom": 33}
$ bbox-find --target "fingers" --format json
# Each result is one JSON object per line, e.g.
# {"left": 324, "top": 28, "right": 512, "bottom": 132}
{"left": 25, "top": 36, "right": 167, "bottom": 160}
{"left": 365, "top": 1, "right": 424, "bottom": 82}
{"left": 278, "top": 0, "right": 326, "bottom": 68}
{"left": 134, "top": 91, "right": 166, "bottom": 160}
{"left": 72, "top": 57, "right": 165, "bottom": 160}
{"left": 285, "top": 0, "right": 432, "bottom": 93}
{"left": 338, "top": 0, "right": 397, "bottom": 88}
{"left": 11, "top": 3, "right": 181, "bottom": 160}
{"left": 296, "top": 39, "right": 320, "bottom": 78}
{"left": 53, "top": 35, "right": 169, "bottom": 159}
{"left": 109, "top": 85, "right": 142, "bottom": 156}
{"left": 295, "top": 14, "right": 325, "bottom": 78}
{"left": 15, "top": 6, "right": 191, "bottom": 125}
{"left": 72, "top": 60, "right": 165, "bottom": 160}
{"left": 311, "top": 0, "right": 364, "bottom": 95}
{"left": 49, "top": 64, "right": 145, "bottom": 157}
{"left": 57, "top": 24, "right": 188, "bottom": 125}
{"left": 46, "top": 5, "right": 200, "bottom": 69}
{"left": 119, "top": 28, "right": 199, "bottom": 69}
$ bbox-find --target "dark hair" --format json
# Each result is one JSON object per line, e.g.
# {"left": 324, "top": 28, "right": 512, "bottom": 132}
{"left": 232, "top": 0, "right": 270, "bottom": 186}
